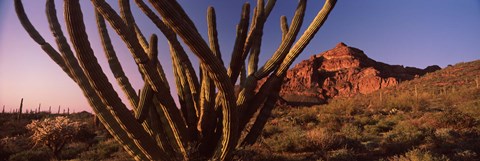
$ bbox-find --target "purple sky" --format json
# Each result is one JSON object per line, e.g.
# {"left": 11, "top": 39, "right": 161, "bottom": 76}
{"left": 1, "top": 0, "right": 479, "bottom": 113}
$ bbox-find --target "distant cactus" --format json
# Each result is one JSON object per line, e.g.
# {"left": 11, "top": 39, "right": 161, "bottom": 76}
{"left": 2, "top": 105, "right": 4, "bottom": 114}
{"left": 57, "top": 106, "right": 60, "bottom": 114}
{"left": 476, "top": 76, "right": 479, "bottom": 89}
{"left": 15, "top": 0, "right": 336, "bottom": 160}
{"left": 17, "top": 98, "right": 23, "bottom": 120}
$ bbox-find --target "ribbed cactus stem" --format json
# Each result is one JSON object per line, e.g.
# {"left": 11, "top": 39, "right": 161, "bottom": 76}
{"left": 148, "top": 1, "right": 240, "bottom": 159}
{"left": 95, "top": 10, "right": 139, "bottom": 108}
{"left": 254, "top": 0, "right": 306, "bottom": 79}
{"left": 42, "top": 1, "right": 150, "bottom": 159}
{"left": 280, "top": 16, "right": 289, "bottom": 40}
{"left": 65, "top": 1, "right": 167, "bottom": 160}
{"left": 237, "top": 0, "right": 306, "bottom": 121}
{"left": 227, "top": 3, "right": 250, "bottom": 84}
{"left": 14, "top": 0, "right": 75, "bottom": 80}
{"left": 275, "top": 0, "right": 337, "bottom": 76}
{"left": 198, "top": 6, "right": 220, "bottom": 142}
{"left": 241, "top": 75, "right": 283, "bottom": 146}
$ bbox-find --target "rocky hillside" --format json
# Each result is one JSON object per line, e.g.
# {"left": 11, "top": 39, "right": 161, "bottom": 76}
{"left": 279, "top": 42, "right": 441, "bottom": 105}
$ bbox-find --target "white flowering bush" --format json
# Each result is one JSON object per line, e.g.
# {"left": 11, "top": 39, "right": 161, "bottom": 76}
{"left": 26, "top": 116, "right": 82, "bottom": 159}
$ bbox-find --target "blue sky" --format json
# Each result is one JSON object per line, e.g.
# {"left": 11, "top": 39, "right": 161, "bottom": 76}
{"left": 1, "top": 0, "right": 479, "bottom": 112}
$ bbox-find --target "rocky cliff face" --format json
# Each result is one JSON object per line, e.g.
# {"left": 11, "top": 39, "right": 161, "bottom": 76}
{"left": 278, "top": 42, "right": 441, "bottom": 105}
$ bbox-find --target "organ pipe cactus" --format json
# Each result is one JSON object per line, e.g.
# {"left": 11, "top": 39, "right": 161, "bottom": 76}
{"left": 15, "top": 0, "right": 337, "bottom": 160}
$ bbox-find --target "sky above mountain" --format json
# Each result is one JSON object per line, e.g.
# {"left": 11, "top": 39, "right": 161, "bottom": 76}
{"left": 1, "top": 0, "right": 479, "bottom": 112}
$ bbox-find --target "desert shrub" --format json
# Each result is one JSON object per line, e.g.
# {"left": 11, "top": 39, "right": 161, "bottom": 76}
{"left": 453, "top": 150, "right": 478, "bottom": 161}
{"left": 389, "top": 148, "right": 450, "bottom": 161}
{"left": 382, "top": 121, "right": 426, "bottom": 155}
{"left": 305, "top": 128, "right": 345, "bottom": 152}
{"left": 8, "top": 147, "right": 50, "bottom": 161}
{"left": 262, "top": 126, "right": 308, "bottom": 152}
{"left": 233, "top": 145, "right": 293, "bottom": 161}
{"left": 326, "top": 147, "right": 356, "bottom": 161}
{"left": 262, "top": 123, "right": 282, "bottom": 138}
{"left": 26, "top": 116, "right": 83, "bottom": 159}
{"left": 79, "top": 138, "right": 128, "bottom": 161}
{"left": 353, "top": 115, "right": 377, "bottom": 127}
{"left": 436, "top": 110, "right": 477, "bottom": 129}
{"left": 60, "top": 142, "right": 90, "bottom": 160}
{"left": 288, "top": 107, "right": 319, "bottom": 126}
{"left": 0, "top": 119, "right": 29, "bottom": 137}
{"left": 383, "top": 92, "right": 416, "bottom": 112}
{"left": 0, "top": 136, "right": 32, "bottom": 160}
{"left": 317, "top": 113, "right": 343, "bottom": 131}
{"left": 339, "top": 124, "right": 363, "bottom": 140}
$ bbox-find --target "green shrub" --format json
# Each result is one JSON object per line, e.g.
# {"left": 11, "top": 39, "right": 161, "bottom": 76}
{"left": 8, "top": 147, "right": 50, "bottom": 161}
{"left": 389, "top": 148, "right": 450, "bottom": 161}
{"left": 79, "top": 139, "right": 127, "bottom": 161}
{"left": 262, "top": 126, "right": 308, "bottom": 152}
{"left": 339, "top": 124, "right": 363, "bottom": 140}
{"left": 382, "top": 121, "right": 425, "bottom": 155}
{"left": 326, "top": 148, "right": 356, "bottom": 161}
{"left": 305, "top": 128, "right": 345, "bottom": 152}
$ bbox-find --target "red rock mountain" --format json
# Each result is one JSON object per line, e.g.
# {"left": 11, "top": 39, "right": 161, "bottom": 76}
{"left": 279, "top": 42, "right": 441, "bottom": 105}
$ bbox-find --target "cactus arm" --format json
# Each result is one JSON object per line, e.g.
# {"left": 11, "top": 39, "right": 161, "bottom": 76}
{"left": 242, "top": 0, "right": 265, "bottom": 59}
{"left": 14, "top": 0, "right": 74, "bottom": 80}
{"left": 254, "top": 0, "right": 306, "bottom": 79}
{"left": 229, "top": 0, "right": 268, "bottom": 85}
{"left": 135, "top": 83, "right": 153, "bottom": 123}
{"left": 146, "top": 34, "right": 170, "bottom": 91}
{"left": 236, "top": 0, "right": 306, "bottom": 123}
{"left": 41, "top": 0, "right": 152, "bottom": 159}
{"left": 240, "top": 75, "right": 283, "bottom": 146}
{"left": 275, "top": 0, "right": 337, "bottom": 76}
{"left": 247, "top": 32, "right": 261, "bottom": 75}
{"left": 264, "top": 0, "right": 277, "bottom": 18}
{"left": 95, "top": 10, "right": 139, "bottom": 108}
{"left": 207, "top": 7, "right": 223, "bottom": 63}
{"left": 118, "top": 0, "right": 149, "bottom": 51}
{"left": 134, "top": 0, "right": 200, "bottom": 117}
{"left": 241, "top": 1, "right": 338, "bottom": 145}
{"left": 247, "top": 1, "right": 270, "bottom": 76}
{"left": 147, "top": 1, "right": 238, "bottom": 159}
{"left": 65, "top": 1, "right": 166, "bottom": 160}
{"left": 238, "top": 73, "right": 281, "bottom": 134}
{"left": 198, "top": 6, "right": 219, "bottom": 139}
{"left": 280, "top": 16, "right": 289, "bottom": 40}
{"left": 93, "top": 1, "right": 190, "bottom": 158}
{"left": 169, "top": 41, "right": 199, "bottom": 142}
{"left": 227, "top": 3, "right": 250, "bottom": 84}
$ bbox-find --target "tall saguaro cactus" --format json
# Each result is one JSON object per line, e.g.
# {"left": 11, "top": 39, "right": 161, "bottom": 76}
{"left": 15, "top": 0, "right": 336, "bottom": 160}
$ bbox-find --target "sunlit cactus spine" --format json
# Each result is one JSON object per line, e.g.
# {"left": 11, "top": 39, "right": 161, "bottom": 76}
{"left": 15, "top": 0, "right": 336, "bottom": 160}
